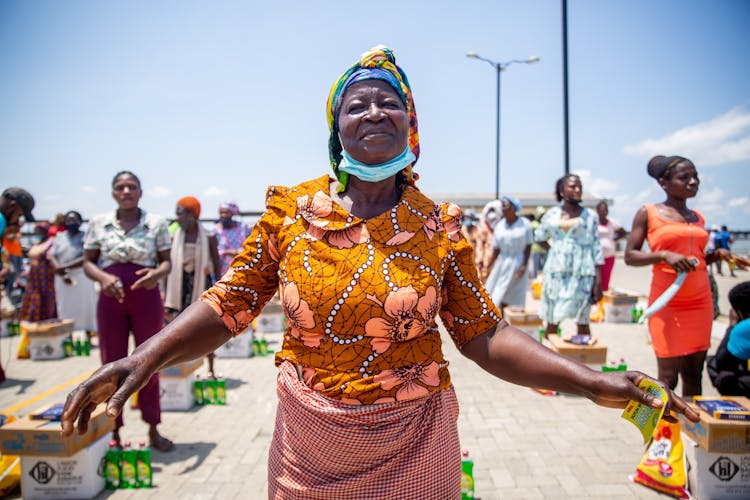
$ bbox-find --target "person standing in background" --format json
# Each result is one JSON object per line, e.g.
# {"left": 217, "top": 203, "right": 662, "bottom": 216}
{"left": 49, "top": 211, "right": 97, "bottom": 334}
{"left": 164, "top": 196, "right": 221, "bottom": 376}
{"left": 625, "top": 155, "right": 729, "bottom": 396}
{"left": 596, "top": 200, "right": 626, "bottom": 292}
{"left": 20, "top": 222, "right": 57, "bottom": 323}
{"left": 475, "top": 200, "right": 502, "bottom": 282}
{"left": 484, "top": 196, "right": 533, "bottom": 311}
{"left": 714, "top": 225, "right": 736, "bottom": 277}
{"left": 214, "top": 202, "right": 251, "bottom": 276}
{"left": 535, "top": 174, "right": 604, "bottom": 339}
{"left": 83, "top": 171, "right": 174, "bottom": 451}
{"left": 529, "top": 206, "right": 548, "bottom": 279}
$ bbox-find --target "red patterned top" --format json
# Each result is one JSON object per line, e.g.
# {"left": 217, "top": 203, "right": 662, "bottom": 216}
{"left": 201, "top": 175, "right": 500, "bottom": 404}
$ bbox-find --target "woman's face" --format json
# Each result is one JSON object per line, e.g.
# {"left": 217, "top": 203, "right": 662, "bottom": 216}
{"left": 500, "top": 199, "right": 515, "bottom": 217}
{"left": 112, "top": 174, "right": 141, "bottom": 210}
{"left": 176, "top": 206, "right": 196, "bottom": 230}
{"left": 596, "top": 203, "right": 608, "bottom": 219}
{"left": 64, "top": 213, "right": 82, "bottom": 231}
{"left": 561, "top": 176, "right": 583, "bottom": 202}
{"left": 337, "top": 80, "right": 409, "bottom": 165}
{"left": 218, "top": 208, "right": 233, "bottom": 220}
{"left": 661, "top": 161, "right": 699, "bottom": 200}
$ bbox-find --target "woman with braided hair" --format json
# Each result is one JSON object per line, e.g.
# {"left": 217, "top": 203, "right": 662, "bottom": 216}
{"left": 64, "top": 47, "right": 698, "bottom": 498}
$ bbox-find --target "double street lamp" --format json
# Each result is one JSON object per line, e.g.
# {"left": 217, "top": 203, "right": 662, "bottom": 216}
{"left": 466, "top": 52, "right": 539, "bottom": 200}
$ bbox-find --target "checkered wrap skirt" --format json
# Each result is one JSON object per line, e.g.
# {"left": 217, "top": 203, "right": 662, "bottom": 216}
{"left": 268, "top": 361, "right": 462, "bottom": 499}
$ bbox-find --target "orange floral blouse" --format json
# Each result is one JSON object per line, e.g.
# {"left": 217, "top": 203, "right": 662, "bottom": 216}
{"left": 200, "top": 175, "right": 501, "bottom": 405}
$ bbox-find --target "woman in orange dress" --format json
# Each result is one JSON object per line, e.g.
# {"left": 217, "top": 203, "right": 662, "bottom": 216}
{"left": 626, "top": 155, "right": 729, "bottom": 396}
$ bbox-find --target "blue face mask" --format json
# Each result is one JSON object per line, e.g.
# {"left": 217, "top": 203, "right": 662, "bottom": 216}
{"left": 0, "top": 212, "right": 6, "bottom": 238}
{"left": 338, "top": 145, "right": 415, "bottom": 183}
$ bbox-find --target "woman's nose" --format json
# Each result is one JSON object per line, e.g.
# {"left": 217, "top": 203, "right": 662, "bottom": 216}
{"left": 365, "top": 103, "right": 386, "bottom": 120}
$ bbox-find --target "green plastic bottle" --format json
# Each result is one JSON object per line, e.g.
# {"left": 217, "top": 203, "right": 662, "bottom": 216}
{"left": 74, "top": 339, "right": 83, "bottom": 356}
{"left": 193, "top": 374, "right": 205, "bottom": 405}
{"left": 259, "top": 337, "right": 268, "bottom": 356}
{"left": 215, "top": 373, "right": 227, "bottom": 405}
{"left": 104, "top": 439, "right": 121, "bottom": 490}
{"left": 252, "top": 338, "right": 261, "bottom": 356}
{"left": 120, "top": 440, "right": 137, "bottom": 489}
{"left": 83, "top": 337, "right": 91, "bottom": 356}
{"left": 461, "top": 449, "right": 475, "bottom": 499}
{"left": 136, "top": 440, "right": 152, "bottom": 488}
{"left": 63, "top": 338, "right": 75, "bottom": 357}
{"left": 203, "top": 377, "right": 216, "bottom": 405}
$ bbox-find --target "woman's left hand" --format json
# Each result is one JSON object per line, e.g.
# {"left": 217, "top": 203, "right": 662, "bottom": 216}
{"left": 591, "top": 280, "right": 603, "bottom": 303}
{"left": 513, "top": 264, "right": 527, "bottom": 280}
{"left": 590, "top": 370, "right": 699, "bottom": 423}
{"left": 132, "top": 268, "right": 160, "bottom": 290}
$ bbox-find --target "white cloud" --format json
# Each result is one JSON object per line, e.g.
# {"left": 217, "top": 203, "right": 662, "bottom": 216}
{"left": 623, "top": 106, "right": 750, "bottom": 166}
{"left": 203, "top": 186, "right": 227, "bottom": 198}
{"left": 81, "top": 185, "right": 96, "bottom": 193}
{"left": 147, "top": 186, "right": 171, "bottom": 198}
{"left": 729, "top": 197, "right": 748, "bottom": 208}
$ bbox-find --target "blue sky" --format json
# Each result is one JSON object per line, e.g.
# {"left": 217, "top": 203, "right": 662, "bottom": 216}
{"left": 1, "top": 0, "right": 749, "bottom": 230}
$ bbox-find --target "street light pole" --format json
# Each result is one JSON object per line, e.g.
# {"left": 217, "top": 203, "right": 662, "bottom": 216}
{"left": 467, "top": 53, "right": 540, "bottom": 200}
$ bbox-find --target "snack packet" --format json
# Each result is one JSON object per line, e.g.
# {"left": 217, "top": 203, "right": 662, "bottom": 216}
{"left": 631, "top": 418, "right": 689, "bottom": 499}
{"left": 621, "top": 378, "right": 667, "bottom": 443}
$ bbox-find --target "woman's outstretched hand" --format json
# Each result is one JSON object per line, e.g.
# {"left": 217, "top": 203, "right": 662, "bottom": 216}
{"left": 61, "top": 355, "right": 153, "bottom": 436}
{"left": 590, "top": 370, "right": 700, "bottom": 423}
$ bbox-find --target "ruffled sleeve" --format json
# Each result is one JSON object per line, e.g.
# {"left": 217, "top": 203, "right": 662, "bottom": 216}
{"left": 199, "top": 185, "right": 292, "bottom": 335}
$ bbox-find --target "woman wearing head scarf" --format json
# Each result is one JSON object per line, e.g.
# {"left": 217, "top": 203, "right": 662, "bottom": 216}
{"left": 64, "top": 47, "right": 698, "bottom": 499}
{"left": 215, "top": 201, "right": 251, "bottom": 276}
{"left": 474, "top": 199, "right": 502, "bottom": 281}
{"left": 49, "top": 211, "right": 97, "bottom": 334}
{"left": 164, "top": 196, "right": 221, "bottom": 375}
{"left": 625, "top": 156, "right": 730, "bottom": 396}
{"left": 535, "top": 174, "right": 604, "bottom": 339}
{"left": 484, "top": 196, "right": 533, "bottom": 311}
{"left": 82, "top": 171, "right": 174, "bottom": 451}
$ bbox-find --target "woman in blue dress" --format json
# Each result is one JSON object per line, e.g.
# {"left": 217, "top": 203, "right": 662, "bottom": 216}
{"left": 484, "top": 196, "right": 533, "bottom": 311}
{"left": 535, "top": 174, "right": 604, "bottom": 338}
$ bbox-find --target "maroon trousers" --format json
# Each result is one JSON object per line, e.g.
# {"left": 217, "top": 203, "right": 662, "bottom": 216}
{"left": 97, "top": 263, "right": 163, "bottom": 428}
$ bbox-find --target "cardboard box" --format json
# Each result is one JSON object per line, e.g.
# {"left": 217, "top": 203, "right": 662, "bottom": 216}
{"left": 603, "top": 290, "right": 639, "bottom": 306}
{"left": 21, "top": 319, "right": 75, "bottom": 336}
{"left": 679, "top": 398, "right": 750, "bottom": 454}
{"left": 20, "top": 434, "right": 108, "bottom": 500}
{"left": 256, "top": 313, "right": 285, "bottom": 333}
{"left": 160, "top": 357, "right": 203, "bottom": 377}
{"left": 0, "top": 404, "right": 114, "bottom": 457}
{"left": 215, "top": 331, "right": 254, "bottom": 358}
{"left": 28, "top": 333, "right": 68, "bottom": 360}
{"left": 683, "top": 433, "right": 750, "bottom": 500}
{"left": 160, "top": 372, "right": 196, "bottom": 411}
{"left": 603, "top": 303, "right": 634, "bottom": 324}
{"left": 503, "top": 308, "right": 543, "bottom": 326}
{"left": 547, "top": 334, "right": 607, "bottom": 364}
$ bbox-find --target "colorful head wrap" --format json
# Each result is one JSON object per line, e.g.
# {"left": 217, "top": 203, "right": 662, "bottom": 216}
{"left": 326, "top": 45, "right": 420, "bottom": 192}
{"left": 219, "top": 201, "right": 240, "bottom": 216}
{"left": 177, "top": 196, "right": 201, "bottom": 219}
{"left": 500, "top": 195, "right": 522, "bottom": 213}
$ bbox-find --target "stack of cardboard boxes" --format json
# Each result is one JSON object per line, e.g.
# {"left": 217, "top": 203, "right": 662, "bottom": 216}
{"left": 678, "top": 397, "right": 750, "bottom": 499}
{"left": 602, "top": 290, "right": 639, "bottom": 324}
{"left": 0, "top": 404, "right": 114, "bottom": 499}
{"left": 158, "top": 358, "right": 204, "bottom": 411}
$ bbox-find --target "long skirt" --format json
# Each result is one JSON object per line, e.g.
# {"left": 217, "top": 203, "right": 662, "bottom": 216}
{"left": 268, "top": 361, "right": 462, "bottom": 499}
{"left": 54, "top": 267, "right": 97, "bottom": 332}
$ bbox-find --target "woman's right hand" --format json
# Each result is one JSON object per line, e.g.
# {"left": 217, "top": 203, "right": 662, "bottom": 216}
{"left": 660, "top": 251, "right": 697, "bottom": 273}
{"left": 100, "top": 273, "right": 125, "bottom": 303}
{"left": 61, "top": 355, "right": 152, "bottom": 436}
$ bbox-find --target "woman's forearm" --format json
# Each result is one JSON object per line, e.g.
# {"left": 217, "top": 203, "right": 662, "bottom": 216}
{"left": 134, "top": 301, "right": 233, "bottom": 372}
{"left": 461, "top": 322, "right": 598, "bottom": 398}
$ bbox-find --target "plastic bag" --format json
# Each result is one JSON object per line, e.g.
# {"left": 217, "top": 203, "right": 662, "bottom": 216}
{"left": 631, "top": 417, "right": 689, "bottom": 499}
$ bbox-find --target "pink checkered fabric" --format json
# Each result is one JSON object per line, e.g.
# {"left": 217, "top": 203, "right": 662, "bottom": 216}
{"left": 268, "top": 361, "right": 462, "bottom": 499}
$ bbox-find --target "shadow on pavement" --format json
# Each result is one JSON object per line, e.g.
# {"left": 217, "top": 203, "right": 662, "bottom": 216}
{"left": 0, "top": 377, "right": 35, "bottom": 396}
{"left": 153, "top": 441, "right": 217, "bottom": 475}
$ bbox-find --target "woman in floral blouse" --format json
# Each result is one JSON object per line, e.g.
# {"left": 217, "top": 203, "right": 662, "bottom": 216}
{"left": 64, "top": 47, "right": 697, "bottom": 498}
{"left": 82, "top": 171, "right": 174, "bottom": 452}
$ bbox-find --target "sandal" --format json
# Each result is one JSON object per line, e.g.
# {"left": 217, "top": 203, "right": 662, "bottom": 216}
{"left": 149, "top": 430, "right": 175, "bottom": 452}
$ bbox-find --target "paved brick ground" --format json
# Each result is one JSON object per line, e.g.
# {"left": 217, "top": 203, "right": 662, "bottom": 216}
{"left": 0, "top": 257, "right": 744, "bottom": 499}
